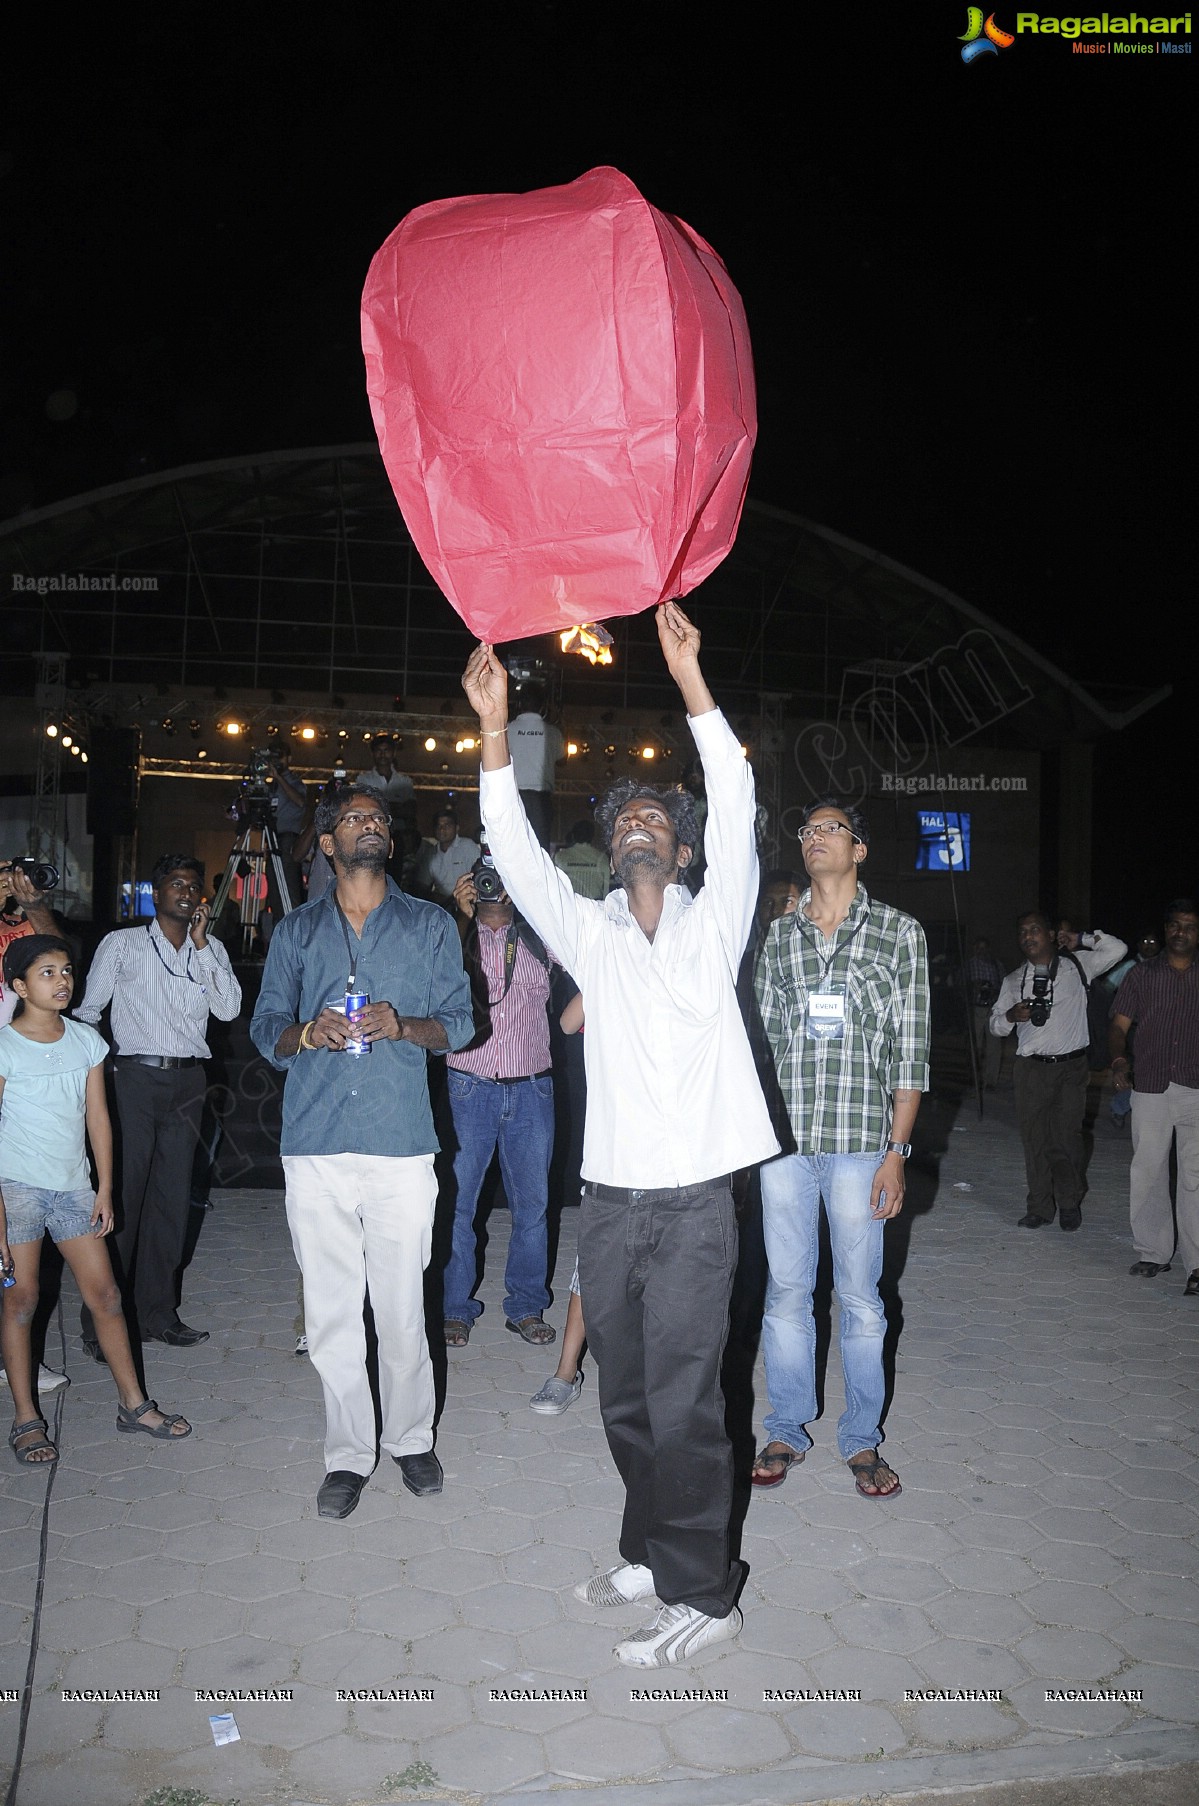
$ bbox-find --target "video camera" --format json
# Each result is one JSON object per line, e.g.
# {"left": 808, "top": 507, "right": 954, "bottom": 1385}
{"left": 472, "top": 855, "right": 506, "bottom": 904}
{"left": 228, "top": 749, "right": 278, "bottom": 828}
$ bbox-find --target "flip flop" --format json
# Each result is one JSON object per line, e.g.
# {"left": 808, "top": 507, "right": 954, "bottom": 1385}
{"left": 848, "top": 1451, "right": 902, "bottom": 1499}
{"left": 751, "top": 1443, "right": 804, "bottom": 1488}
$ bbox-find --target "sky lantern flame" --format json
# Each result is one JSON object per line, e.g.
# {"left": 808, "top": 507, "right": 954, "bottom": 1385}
{"left": 559, "top": 622, "right": 614, "bottom": 666}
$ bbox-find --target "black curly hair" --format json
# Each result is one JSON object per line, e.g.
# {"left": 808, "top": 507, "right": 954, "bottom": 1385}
{"left": 594, "top": 779, "right": 699, "bottom": 858}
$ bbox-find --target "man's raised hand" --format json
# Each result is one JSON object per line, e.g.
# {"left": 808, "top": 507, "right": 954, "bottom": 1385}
{"left": 463, "top": 643, "right": 509, "bottom": 725}
{"left": 656, "top": 601, "right": 714, "bottom": 716}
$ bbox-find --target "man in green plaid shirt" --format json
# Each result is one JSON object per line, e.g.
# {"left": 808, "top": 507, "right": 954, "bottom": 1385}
{"left": 751, "top": 798, "right": 929, "bottom": 1500}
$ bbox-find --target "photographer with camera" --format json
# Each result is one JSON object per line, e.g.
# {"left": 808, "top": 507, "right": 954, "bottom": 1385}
{"left": 990, "top": 912, "right": 1124, "bottom": 1232}
{"left": 440, "top": 858, "right": 558, "bottom": 1350}
{"left": 269, "top": 741, "right": 312, "bottom": 905}
{"left": 0, "top": 860, "right": 62, "bottom": 1030}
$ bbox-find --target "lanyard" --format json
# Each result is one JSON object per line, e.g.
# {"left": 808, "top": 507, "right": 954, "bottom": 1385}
{"left": 332, "top": 896, "right": 362, "bottom": 992}
{"left": 805, "top": 912, "right": 868, "bottom": 988}
{"left": 146, "top": 923, "right": 199, "bottom": 986}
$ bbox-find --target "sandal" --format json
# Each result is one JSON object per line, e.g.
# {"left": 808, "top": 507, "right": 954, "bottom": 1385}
{"left": 751, "top": 1442, "right": 804, "bottom": 1488}
{"left": 10, "top": 1417, "right": 59, "bottom": 1467}
{"left": 505, "top": 1316, "right": 556, "bottom": 1346}
{"left": 444, "top": 1319, "right": 472, "bottom": 1348}
{"left": 116, "top": 1399, "right": 191, "bottom": 1440}
{"left": 848, "top": 1449, "right": 901, "bottom": 1499}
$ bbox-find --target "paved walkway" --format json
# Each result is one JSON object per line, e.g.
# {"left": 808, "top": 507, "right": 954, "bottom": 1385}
{"left": 2, "top": 1085, "right": 1197, "bottom": 1806}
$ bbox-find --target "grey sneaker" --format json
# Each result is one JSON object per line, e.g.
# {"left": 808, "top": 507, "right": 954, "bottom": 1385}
{"left": 573, "top": 1562, "right": 658, "bottom": 1606}
{"left": 614, "top": 1602, "right": 742, "bottom": 1667}
{"left": 529, "top": 1373, "right": 582, "bottom": 1415}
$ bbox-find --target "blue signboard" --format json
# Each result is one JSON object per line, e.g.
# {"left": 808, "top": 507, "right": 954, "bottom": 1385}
{"left": 916, "top": 810, "right": 970, "bottom": 872}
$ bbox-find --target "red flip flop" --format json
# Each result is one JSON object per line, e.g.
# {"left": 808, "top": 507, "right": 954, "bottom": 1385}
{"left": 751, "top": 1444, "right": 804, "bottom": 1488}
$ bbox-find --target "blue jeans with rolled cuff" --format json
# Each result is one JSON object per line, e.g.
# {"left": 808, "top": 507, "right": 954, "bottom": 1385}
{"left": 759, "top": 1150, "right": 888, "bottom": 1461}
{"left": 441, "top": 1068, "right": 553, "bottom": 1326}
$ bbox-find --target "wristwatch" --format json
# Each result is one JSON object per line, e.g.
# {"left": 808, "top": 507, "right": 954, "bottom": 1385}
{"left": 886, "top": 1140, "right": 912, "bottom": 1159}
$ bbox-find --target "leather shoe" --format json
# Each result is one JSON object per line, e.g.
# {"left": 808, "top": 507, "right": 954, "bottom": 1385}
{"left": 81, "top": 1336, "right": 107, "bottom": 1365}
{"left": 395, "top": 1451, "right": 443, "bottom": 1496}
{"left": 1129, "top": 1260, "right": 1171, "bottom": 1278}
{"left": 317, "top": 1470, "right": 368, "bottom": 1519}
{"left": 1184, "top": 1270, "right": 1199, "bottom": 1296}
{"left": 146, "top": 1322, "right": 210, "bottom": 1347}
{"left": 1059, "top": 1209, "right": 1082, "bottom": 1231}
{"left": 1017, "top": 1212, "right": 1049, "bottom": 1228}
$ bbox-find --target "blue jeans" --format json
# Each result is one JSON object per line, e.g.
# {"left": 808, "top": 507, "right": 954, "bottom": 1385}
{"left": 759, "top": 1151, "right": 887, "bottom": 1460}
{"left": 442, "top": 1070, "right": 553, "bottom": 1325}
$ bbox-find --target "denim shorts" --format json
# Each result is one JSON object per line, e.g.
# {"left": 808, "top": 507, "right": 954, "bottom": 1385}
{"left": 0, "top": 1179, "right": 97, "bottom": 1246}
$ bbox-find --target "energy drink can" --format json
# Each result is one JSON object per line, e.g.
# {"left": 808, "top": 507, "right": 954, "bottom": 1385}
{"left": 344, "top": 992, "right": 371, "bottom": 1056}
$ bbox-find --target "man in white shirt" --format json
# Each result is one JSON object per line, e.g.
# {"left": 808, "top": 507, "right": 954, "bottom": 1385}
{"left": 990, "top": 913, "right": 1124, "bottom": 1231}
{"left": 464, "top": 603, "right": 778, "bottom": 1669}
{"left": 414, "top": 809, "right": 480, "bottom": 904}
{"left": 508, "top": 683, "right": 564, "bottom": 847}
{"left": 76, "top": 855, "right": 242, "bottom": 1348}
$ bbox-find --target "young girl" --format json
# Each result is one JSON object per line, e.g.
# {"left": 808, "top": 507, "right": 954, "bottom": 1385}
{"left": 0, "top": 936, "right": 190, "bottom": 1465}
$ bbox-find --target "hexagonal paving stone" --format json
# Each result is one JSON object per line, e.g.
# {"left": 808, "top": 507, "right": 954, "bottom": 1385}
{"left": 405, "top": 1546, "right": 503, "bottom": 1595}
{"left": 179, "top": 1633, "right": 295, "bottom": 1688}
{"left": 543, "top": 1710, "right": 670, "bottom": 1781}
{"left": 842, "top": 1556, "right": 945, "bottom": 1604}
{"left": 198, "top": 1552, "right": 302, "bottom": 1599}
{"left": 665, "top": 1702, "right": 791, "bottom": 1770}
{"left": 96, "top": 1556, "right": 206, "bottom": 1607}
{"left": 1021, "top": 1579, "right": 1132, "bottom": 1632}
{"left": 805, "top": 1645, "right": 927, "bottom": 1700}
{"left": 409, "top": 1623, "right": 521, "bottom": 1682}
{"left": 1109, "top": 1615, "right": 1199, "bottom": 1668}
{"left": 355, "top": 1583, "right": 456, "bottom": 1640}
{"left": 1014, "top": 1626, "right": 1123, "bottom": 1683}
{"left": 926, "top": 1590, "right": 1035, "bottom": 1643}
{"left": 460, "top": 1579, "right": 561, "bottom": 1634}
{"left": 293, "top": 1627, "right": 400, "bottom": 1687}
{"left": 305, "top": 1548, "right": 408, "bottom": 1598}
{"left": 937, "top": 1550, "right": 1038, "bottom": 1595}
{"left": 835, "top": 1599, "right": 937, "bottom": 1654}
{"left": 54, "top": 1525, "right": 163, "bottom": 1569}
{"left": 1110, "top": 1571, "right": 1199, "bottom": 1620}
{"left": 474, "top": 1672, "right": 591, "bottom": 1729}
{"left": 910, "top": 1698, "right": 1016, "bottom": 1747}
{"left": 291, "top": 1729, "right": 417, "bottom": 1796}
{"left": 784, "top": 1699, "right": 906, "bottom": 1758}
{"left": 913, "top": 1637, "right": 1030, "bottom": 1692}
{"left": 752, "top": 1565, "right": 858, "bottom": 1613}
{"left": 735, "top": 1605, "right": 842, "bottom": 1662}
{"left": 1028, "top": 1541, "right": 1126, "bottom": 1586}
{"left": 1006, "top": 1677, "right": 1137, "bottom": 1735}
{"left": 59, "top": 1637, "right": 177, "bottom": 1689}
{"left": 947, "top": 1512, "right": 1046, "bottom": 1555}
{"left": 423, "top": 1718, "right": 546, "bottom": 1792}
{"left": 35, "top": 1595, "right": 137, "bottom": 1653}
{"left": 138, "top": 1589, "right": 244, "bottom": 1648}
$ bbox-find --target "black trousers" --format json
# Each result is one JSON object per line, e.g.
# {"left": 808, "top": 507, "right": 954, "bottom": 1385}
{"left": 81, "top": 1061, "right": 206, "bottom": 1340}
{"left": 1013, "top": 1052, "right": 1088, "bottom": 1220}
{"left": 578, "top": 1176, "right": 742, "bottom": 1619}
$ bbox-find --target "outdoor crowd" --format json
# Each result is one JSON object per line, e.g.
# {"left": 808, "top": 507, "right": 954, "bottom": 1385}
{"left": 1, "top": 603, "right": 1196, "bottom": 1672}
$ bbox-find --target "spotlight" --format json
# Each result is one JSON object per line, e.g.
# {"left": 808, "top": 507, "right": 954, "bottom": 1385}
{"left": 266, "top": 723, "right": 279, "bottom": 737}
{"left": 640, "top": 746, "right": 655, "bottom": 761}
{"left": 337, "top": 729, "right": 348, "bottom": 740}
{"left": 566, "top": 742, "right": 579, "bottom": 757}
{"left": 299, "top": 726, "right": 317, "bottom": 742}
{"left": 604, "top": 744, "right": 615, "bottom": 759}
{"left": 363, "top": 731, "right": 373, "bottom": 743}
{"left": 424, "top": 737, "right": 437, "bottom": 752}
{"left": 197, "top": 748, "right": 208, "bottom": 759}
{"left": 61, "top": 734, "right": 73, "bottom": 748}
{"left": 223, "top": 721, "right": 242, "bottom": 737}
{"left": 45, "top": 724, "right": 59, "bottom": 738}
{"left": 70, "top": 744, "right": 80, "bottom": 756}
{"left": 80, "top": 752, "right": 88, "bottom": 764}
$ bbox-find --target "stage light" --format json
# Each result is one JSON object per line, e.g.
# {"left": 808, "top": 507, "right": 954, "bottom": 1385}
{"left": 604, "top": 744, "right": 615, "bottom": 759}
{"left": 299, "top": 726, "right": 317, "bottom": 742}
{"left": 80, "top": 752, "right": 88, "bottom": 764}
{"left": 337, "top": 729, "right": 348, "bottom": 740}
{"left": 223, "top": 721, "right": 242, "bottom": 737}
{"left": 45, "top": 724, "right": 59, "bottom": 738}
{"left": 266, "top": 723, "right": 279, "bottom": 737}
{"left": 455, "top": 739, "right": 466, "bottom": 754}
{"left": 461, "top": 736, "right": 475, "bottom": 751}
{"left": 69, "top": 744, "right": 80, "bottom": 756}
{"left": 640, "top": 746, "right": 655, "bottom": 761}
{"left": 363, "top": 731, "right": 373, "bottom": 742}
{"left": 424, "top": 737, "right": 437, "bottom": 752}
{"left": 161, "top": 717, "right": 175, "bottom": 736}
{"left": 740, "top": 744, "right": 749, "bottom": 758}
{"left": 566, "top": 742, "right": 579, "bottom": 757}
{"left": 61, "top": 734, "right": 73, "bottom": 748}
{"left": 197, "top": 748, "right": 208, "bottom": 759}
{"left": 188, "top": 720, "right": 200, "bottom": 737}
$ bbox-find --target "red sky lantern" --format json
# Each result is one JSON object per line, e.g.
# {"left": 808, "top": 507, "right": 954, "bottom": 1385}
{"left": 362, "top": 166, "right": 756, "bottom": 646}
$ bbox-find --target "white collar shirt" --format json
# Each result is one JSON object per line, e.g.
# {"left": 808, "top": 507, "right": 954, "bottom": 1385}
{"left": 75, "top": 918, "right": 243, "bottom": 1058}
{"left": 480, "top": 708, "right": 778, "bottom": 1188}
{"left": 989, "top": 931, "right": 1126, "bottom": 1057}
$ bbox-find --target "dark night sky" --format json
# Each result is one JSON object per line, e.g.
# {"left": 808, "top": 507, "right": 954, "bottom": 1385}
{"left": 2, "top": 5, "right": 1189, "bottom": 920}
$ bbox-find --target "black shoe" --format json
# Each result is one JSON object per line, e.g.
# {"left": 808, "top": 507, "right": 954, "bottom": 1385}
{"left": 395, "top": 1451, "right": 443, "bottom": 1496}
{"left": 317, "top": 1470, "right": 368, "bottom": 1519}
{"left": 146, "top": 1322, "right": 210, "bottom": 1347}
{"left": 1017, "top": 1212, "right": 1049, "bottom": 1228}
{"left": 1059, "top": 1210, "right": 1082, "bottom": 1231}
{"left": 81, "top": 1336, "right": 107, "bottom": 1365}
{"left": 1129, "top": 1260, "right": 1171, "bottom": 1278}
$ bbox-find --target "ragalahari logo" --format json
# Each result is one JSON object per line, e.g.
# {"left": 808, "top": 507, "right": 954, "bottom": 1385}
{"left": 960, "top": 8, "right": 1016, "bottom": 59}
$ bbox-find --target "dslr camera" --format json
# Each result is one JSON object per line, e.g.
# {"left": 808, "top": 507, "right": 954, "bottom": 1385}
{"left": 1, "top": 856, "right": 60, "bottom": 893}
{"left": 472, "top": 856, "right": 505, "bottom": 904}
{"left": 1028, "top": 968, "right": 1053, "bottom": 1027}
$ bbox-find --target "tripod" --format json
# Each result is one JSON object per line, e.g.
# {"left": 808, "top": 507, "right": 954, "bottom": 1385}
{"left": 210, "top": 814, "right": 294, "bottom": 956}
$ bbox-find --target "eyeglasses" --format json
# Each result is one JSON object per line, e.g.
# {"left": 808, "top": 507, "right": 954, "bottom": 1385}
{"left": 338, "top": 811, "right": 391, "bottom": 829}
{"left": 797, "top": 820, "right": 860, "bottom": 844}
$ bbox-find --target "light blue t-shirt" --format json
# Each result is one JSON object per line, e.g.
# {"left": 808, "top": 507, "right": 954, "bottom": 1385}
{"left": 0, "top": 1019, "right": 108, "bottom": 1190}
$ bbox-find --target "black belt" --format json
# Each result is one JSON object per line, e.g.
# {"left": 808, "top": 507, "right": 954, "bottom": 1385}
{"left": 112, "top": 1054, "right": 200, "bottom": 1069}
{"left": 584, "top": 1175, "right": 730, "bottom": 1203}
{"left": 1028, "top": 1048, "right": 1089, "bottom": 1064}
{"left": 482, "top": 1068, "right": 552, "bottom": 1084}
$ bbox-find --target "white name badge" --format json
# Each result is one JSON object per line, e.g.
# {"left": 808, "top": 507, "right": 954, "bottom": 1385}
{"left": 807, "top": 991, "right": 846, "bottom": 1041}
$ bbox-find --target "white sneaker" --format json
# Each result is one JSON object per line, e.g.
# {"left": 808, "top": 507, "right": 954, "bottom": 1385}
{"left": 614, "top": 1602, "right": 743, "bottom": 1667}
{"left": 573, "top": 1562, "right": 658, "bottom": 1606}
{"left": 294, "top": 1333, "right": 308, "bottom": 1356}
{"left": 0, "top": 1363, "right": 69, "bottom": 1392}
{"left": 529, "top": 1374, "right": 583, "bottom": 1414}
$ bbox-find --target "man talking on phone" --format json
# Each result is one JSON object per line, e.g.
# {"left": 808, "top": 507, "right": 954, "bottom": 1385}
{"left": 76, "top": 855, "right": 241, "bottom": 1353}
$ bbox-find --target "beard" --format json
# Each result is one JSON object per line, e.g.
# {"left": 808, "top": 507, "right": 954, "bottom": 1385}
{"left": 612, "top": 842, "right": 678, "bottom": 888}
{"left": 337, "top": 839, "right": 389, "bottom": 874}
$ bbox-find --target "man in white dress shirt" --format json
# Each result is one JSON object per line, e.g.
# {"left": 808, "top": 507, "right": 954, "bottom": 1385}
{"left": 464, "top": 603, "right": 777, "bottom": 1669}
{"left": 76, "top": 855, "right": 242, "bottom": 1349}
{"left": 990, "top": 912, "right": 1124, "bottom": 1231}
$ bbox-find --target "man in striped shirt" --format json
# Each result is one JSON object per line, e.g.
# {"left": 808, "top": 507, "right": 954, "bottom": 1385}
{"left": 76, "top": 855, "right": 242, "bottom": 1351}
{"left": 440, "top": 861, "right": 557, "bottom": 1348}
{"left": 753, "top": 799, "right": 929, "bottom": 1501}
{"left": 1110, "top": 898, "right": 1199, "bottom": 1295}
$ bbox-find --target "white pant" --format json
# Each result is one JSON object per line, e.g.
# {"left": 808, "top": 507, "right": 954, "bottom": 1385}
{"left": 1130, "top": 1084, "right": 1199, "bottom": 1273}
{"left": 283, "top": 1152, "right": 437, "bottom": 1474}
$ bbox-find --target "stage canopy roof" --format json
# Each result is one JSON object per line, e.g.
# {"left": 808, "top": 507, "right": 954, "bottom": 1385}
{"left": 0, "top": 445, "right": 1168, "bottom": 747}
